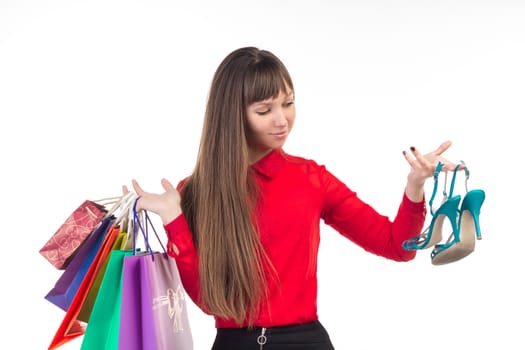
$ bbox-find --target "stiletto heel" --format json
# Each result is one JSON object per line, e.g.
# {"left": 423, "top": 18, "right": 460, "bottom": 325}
{"left": 402, "top": 162, "right": 460, "bottom": 251}
{"left": 431, "top": 163, "right": 485, "bottom": 265}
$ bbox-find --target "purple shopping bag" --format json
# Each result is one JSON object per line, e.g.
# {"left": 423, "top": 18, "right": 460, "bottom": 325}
{"left": 119, "top": 252, "right": 193, "bottom": 350}
{"left": 45, "top": 216, "right": 114, "bottom": 311}
{"left": 141, "top": 252, "right": 193, "bottom": 350}
{"left": 118, "top": 254, "right": 156, "bottom": 350}
{"left": 119, "top": 199, "right": 193, "bottom": 350}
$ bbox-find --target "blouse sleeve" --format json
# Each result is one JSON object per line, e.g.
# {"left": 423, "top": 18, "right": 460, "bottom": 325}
{"left": 164, "top": 215, "right": 203, "bottom": 308}
{"left": 319, "top": 165, "right": 426, "bottom": 262}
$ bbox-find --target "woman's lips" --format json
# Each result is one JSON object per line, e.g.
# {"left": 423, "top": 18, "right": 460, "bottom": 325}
{"left": 271, "top": 131, "right": 288, "bottom": 139}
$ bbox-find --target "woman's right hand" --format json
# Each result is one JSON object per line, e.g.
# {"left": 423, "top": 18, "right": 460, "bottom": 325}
{"left": 123, "top": 178, "right": 182, "bottom": 225}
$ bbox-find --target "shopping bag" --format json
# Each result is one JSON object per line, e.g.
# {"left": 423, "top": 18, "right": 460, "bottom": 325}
{"left": 40, "top": 199, "right": 109, "bottom": 269}
{"left": 80, "top": 249, "right": 133, "bottom": 350}
{"left": 77, "top": 231, "right": 128, "bottom": 322}
{"left": 119, "top": 203, "right": 193, "bottom": 350}
{"left": 118, "top": 254, "right": 156, "bottom": 350}
{"left": 48, "top": 224, "right": 121, "bottom": 350}
{"left": 141, "top": 252, "right": 194, "bottom": 350}
{"left": 45, "top": 216, "right": 115, "bottom": 312}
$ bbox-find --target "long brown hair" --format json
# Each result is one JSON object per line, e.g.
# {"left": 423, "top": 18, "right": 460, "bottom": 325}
{"left": 180, "top": 47, "right": 294, "bottom": 325}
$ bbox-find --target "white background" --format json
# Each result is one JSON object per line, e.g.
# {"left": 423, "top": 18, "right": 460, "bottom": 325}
{"left": 1, "top": 0, "right": 524, "bottom": 349}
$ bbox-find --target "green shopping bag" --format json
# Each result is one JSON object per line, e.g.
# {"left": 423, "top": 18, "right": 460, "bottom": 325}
{"left": 80, "top": 249, "right": 133, "bottom": 350}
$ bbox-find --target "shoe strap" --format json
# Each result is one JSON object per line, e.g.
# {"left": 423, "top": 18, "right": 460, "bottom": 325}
{"left": 462, "top": 160, "right": 470, "bottom": 192}
{"left": 448, "top": 163, "right": 461, "bottom": 197}
{"left": 449, "top": 160, "right": 470, "bottom": 197}
{"left": 428, "top": 161, "right": 470, "bottom": 216}
{"left": 428, "top": 162, "right": 445, "bottom": 216}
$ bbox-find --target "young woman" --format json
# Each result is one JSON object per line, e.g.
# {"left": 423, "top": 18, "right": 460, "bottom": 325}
{"left": 127, "top": 46, "right": 460, "bottom": 349}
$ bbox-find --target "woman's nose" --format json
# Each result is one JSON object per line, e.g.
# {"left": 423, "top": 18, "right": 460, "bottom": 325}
{"left": 273, "top": 108, "right": 287, "bottom": 126}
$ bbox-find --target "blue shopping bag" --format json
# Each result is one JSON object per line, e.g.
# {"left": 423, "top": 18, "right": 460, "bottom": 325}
{"left": 45, "top": 216, "right": 114, "bottom": 311}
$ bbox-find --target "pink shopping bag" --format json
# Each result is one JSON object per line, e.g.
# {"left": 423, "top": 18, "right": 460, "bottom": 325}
{"left": 140, "top": 252, "right": 193, "bottom": 350}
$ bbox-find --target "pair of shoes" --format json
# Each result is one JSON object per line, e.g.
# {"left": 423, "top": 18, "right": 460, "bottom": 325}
{"left": 430, "top": 163, "right": 485, "bottom": 265}
{"left": 402, "top": 161, "right": 485, "bottom": 265}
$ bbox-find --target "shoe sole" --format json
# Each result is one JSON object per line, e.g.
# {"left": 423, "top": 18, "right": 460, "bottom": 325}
{"left": 431, "top": 209, "right": 477, "bottom": 265}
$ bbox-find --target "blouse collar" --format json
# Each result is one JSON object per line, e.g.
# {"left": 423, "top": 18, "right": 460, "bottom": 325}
{"left": 251, "top": 148, "right": 286, "bottom": 179}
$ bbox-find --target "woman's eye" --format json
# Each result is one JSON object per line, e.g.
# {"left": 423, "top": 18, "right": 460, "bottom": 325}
{"left": 256, "top": 109, "right": 271, "bottom": 115}
{"left": 284, "top": 101, "right": 294, "bottom": 107}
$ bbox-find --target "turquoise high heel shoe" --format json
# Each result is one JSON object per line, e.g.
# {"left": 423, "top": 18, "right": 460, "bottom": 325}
{"left": 431, "top": 164, "right": 485, "bottom": 265}
{"left": 402, "top": 162, "right": 461, "bottom": 251}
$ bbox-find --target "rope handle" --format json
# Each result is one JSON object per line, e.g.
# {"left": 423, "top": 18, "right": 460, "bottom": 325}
{"left": 132, "top": 197, "right": 167, "bottom": 260}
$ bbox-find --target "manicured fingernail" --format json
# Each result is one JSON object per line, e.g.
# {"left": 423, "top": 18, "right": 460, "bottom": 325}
{"left": 410, "top": 146, "right": 415, "bottom": 152}
{"left": 402, "top": 150, "right": 407, "bottom": 155}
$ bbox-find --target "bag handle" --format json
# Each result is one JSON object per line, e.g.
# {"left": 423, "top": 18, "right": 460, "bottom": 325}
{"left": 92, "top": 196, "right": 122, "bottom": 206}
{"left": 103, "top": 193, "right": 130, "bottom": 218}
{"left": 132, "top": 197, "right": 167, "bottom": 260}
{"left": 102, "top": 192, "right": 137, "bottom": 223}
{"left": 114, "top": 192, "right": 139, "bottom": 226}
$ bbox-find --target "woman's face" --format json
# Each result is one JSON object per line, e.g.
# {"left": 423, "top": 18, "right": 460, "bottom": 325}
{"left": 246, "top": 87, "right": 295, "bottom": 163}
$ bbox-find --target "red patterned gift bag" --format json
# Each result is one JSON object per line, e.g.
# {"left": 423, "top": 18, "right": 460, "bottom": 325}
{"left": 40, "top": 197, "right": 120, "bottom": 269}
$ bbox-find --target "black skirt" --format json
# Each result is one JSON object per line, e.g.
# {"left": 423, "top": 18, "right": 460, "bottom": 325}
{"left": 211, "top": 320, "right": 335, "bottom": 350}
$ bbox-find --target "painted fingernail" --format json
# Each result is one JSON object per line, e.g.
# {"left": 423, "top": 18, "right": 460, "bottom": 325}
{"left": 410, "top": 146, "right": 415, "bottom": 152}
{"left": 402, "top": 150, "right": 407, "bottom": 155}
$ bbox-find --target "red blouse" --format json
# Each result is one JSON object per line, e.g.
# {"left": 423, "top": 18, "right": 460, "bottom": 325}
{"left": 164, "top": 148, "right": 426, "bottom": 328}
